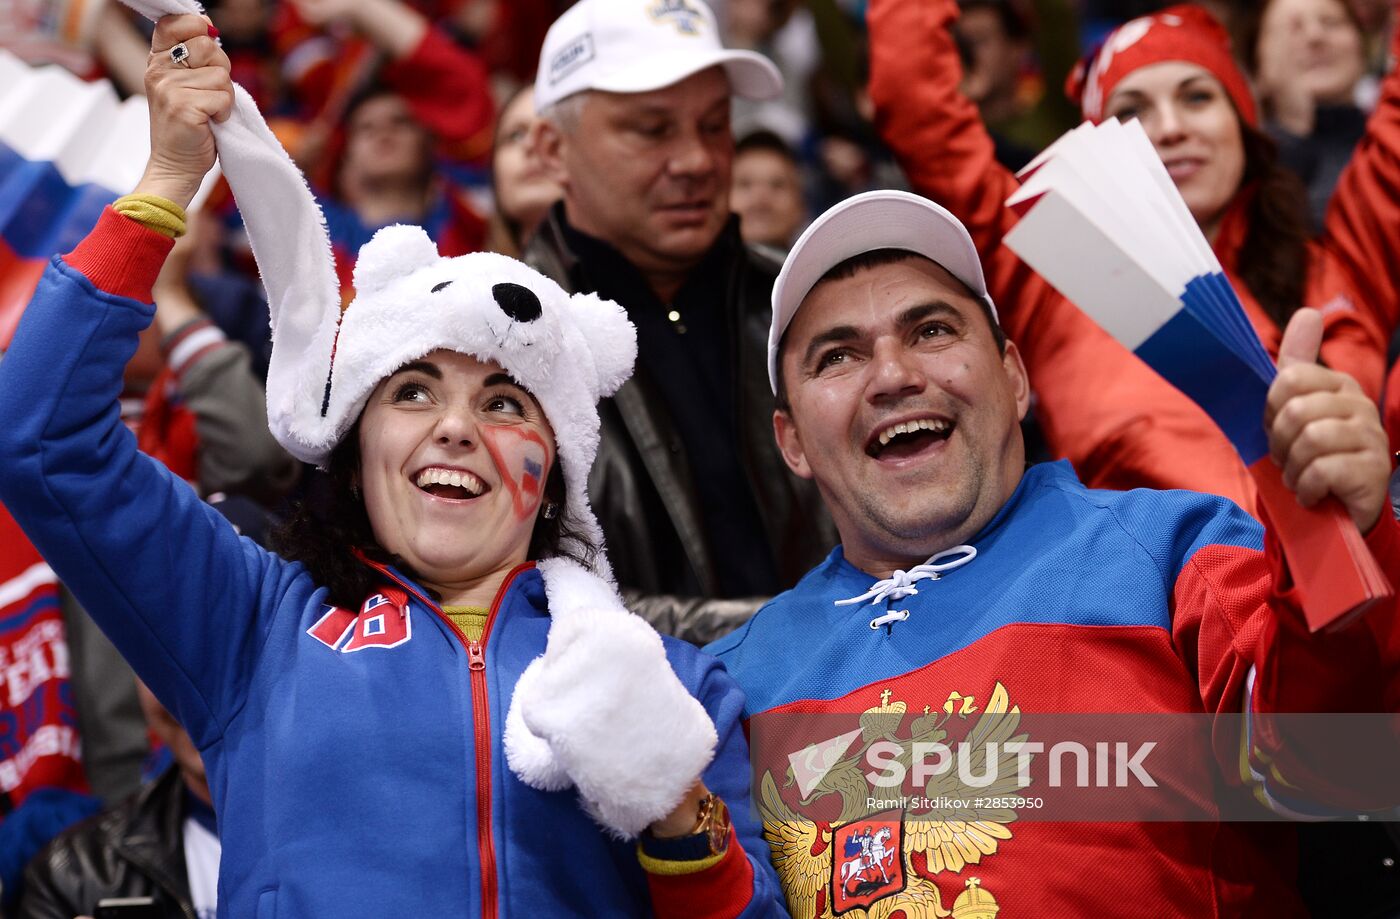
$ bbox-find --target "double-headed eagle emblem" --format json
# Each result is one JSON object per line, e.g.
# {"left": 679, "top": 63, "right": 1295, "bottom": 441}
{"left": 757, "top": 683, "right": 1026, "bottom": 917}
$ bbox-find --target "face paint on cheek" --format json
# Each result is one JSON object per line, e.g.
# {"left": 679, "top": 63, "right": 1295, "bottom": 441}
{"left": 480, "top": 426, "right": 550, "bottom": 520}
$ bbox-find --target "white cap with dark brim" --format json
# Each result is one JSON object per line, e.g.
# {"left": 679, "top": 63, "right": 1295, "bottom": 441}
{"left": 534, "top": 0, "right": 783, "bottom": 112}
{"left": 768, "top": 189, "right": 1000, "bottom": 393}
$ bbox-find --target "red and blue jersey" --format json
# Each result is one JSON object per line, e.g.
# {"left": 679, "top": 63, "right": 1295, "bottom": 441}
{"left": 708, "top": 461, "right": 1400, "bottom": 917}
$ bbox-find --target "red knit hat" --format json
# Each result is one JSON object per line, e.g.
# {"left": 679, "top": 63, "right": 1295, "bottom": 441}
{"left": 1066, "top": 5, "right": 1257, "bottom": 127}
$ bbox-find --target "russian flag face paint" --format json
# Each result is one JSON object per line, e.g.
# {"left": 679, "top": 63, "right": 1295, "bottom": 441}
{"left": 480, "top": 426, "right": 551, "bottom": 522}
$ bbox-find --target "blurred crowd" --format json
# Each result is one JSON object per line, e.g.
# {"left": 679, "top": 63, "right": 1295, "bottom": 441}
{"left": 3, "top": 0, "right": 1400, "bottom": 915}
{"left": 5, "top": 0, "right": 1394, "bottom": 263}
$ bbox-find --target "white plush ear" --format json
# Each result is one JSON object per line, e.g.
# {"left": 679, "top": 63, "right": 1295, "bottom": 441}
{"left": 565, "top": 292, "right": 639, "bottom": 400}
{"left": 353, "top": 224, "right": 441, "bottom": 295}
{"left": 214, "top": 81, "right": 342, "bottom": 465}
{"left": 505, "top": 558, "right": 628, "bottom": 795}
{"left": 116, "top": 0, "right": 347, "bottom": 465}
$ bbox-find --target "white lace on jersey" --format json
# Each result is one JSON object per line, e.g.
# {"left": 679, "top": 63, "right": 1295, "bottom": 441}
{"left": 834, "top": 545, "right": 978, "bottom": 630}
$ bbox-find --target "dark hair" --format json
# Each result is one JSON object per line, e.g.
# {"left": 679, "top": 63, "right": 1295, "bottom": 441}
{"left": 272, "top": 419, "right": 592, "bottom": 609}
{"left": 957, "top": 0, "right": 1031, "bottom": 41}
{"left": 774, "top": 248, "right": 1006, "bottom": 411}
{"left": 342, "top": 81, "right": 401, "bottom": 131}
{"left": 736, "top": 129, "right": 800, "bottom": 165}
{"left": 334, "top": 82, "right": 431, "bottom": 198}
{"left": 1235, "top": 122, "right": 1311, "bottom": 333}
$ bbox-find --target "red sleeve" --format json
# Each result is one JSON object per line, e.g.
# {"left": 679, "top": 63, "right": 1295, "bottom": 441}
{"left": 643, "top": 825, "right": 755, "bottom": 919}
{"left": 380, "top": 27, "right": 494, "bottom": 163}
{"left": 1319, "top": 8, "right": 1400, "bottom": 336}
{"left": 1249, "top": 505, "right": 1400, "bottom": 715}
{"left": 1357, "top": 510, "right": 1400, "bottom": 705}
{"left": 867, "top": 0, "right": 1019, "bottom": 260}
{"left": 1316, "top": 292, "right": 1388, "bottom": 401}
{"left": 866, "top": 0, "right": 1259, "bottom": 509}
{"left": 1381, "top": 360, "right": 1400, "bottom": 454}
{"left": 1172, "top": 509, "right": 1400, "bottom": 811}
{"left": 63, "top": 208, "right": 175, "bottom": 303}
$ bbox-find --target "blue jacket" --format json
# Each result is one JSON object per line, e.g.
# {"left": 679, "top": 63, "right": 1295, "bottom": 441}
{"left": 0, "top": 232, "right": 786, "bottom": 917}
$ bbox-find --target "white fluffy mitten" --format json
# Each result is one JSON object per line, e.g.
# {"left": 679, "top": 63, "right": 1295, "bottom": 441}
{"left": 503, "top": 657, "right": 574, "bottom": 793}
{"left": 504, "top": 562, "right": 718, "bottom": 838}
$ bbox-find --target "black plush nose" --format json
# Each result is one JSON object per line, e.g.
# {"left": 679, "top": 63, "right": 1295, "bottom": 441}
{"left": 492, "top": 283, "right": 542, "bottom": 323}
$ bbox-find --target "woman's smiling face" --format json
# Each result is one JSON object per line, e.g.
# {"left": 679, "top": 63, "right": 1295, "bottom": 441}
{"left": 357, "top": 349, "right": 556, "bottom": 592}
{"left": 1104, "top": 61, "right": 1246, "bottom": 239}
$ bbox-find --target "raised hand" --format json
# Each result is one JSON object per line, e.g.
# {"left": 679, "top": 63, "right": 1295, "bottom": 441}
{"left": 135, "top": 14, "right": 233, "bottom": 209}
{"left": 290, "top": 0, "right": 427, "bottom": 58}
{"left": 288, "top": 0, "right": 360, "bottom": 27}
{"left": 1264, "top": 308, "right": 1391, "bottom": 532}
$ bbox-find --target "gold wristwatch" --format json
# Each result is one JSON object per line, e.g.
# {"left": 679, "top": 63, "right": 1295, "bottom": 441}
{"left": 692, "top": 791, "right": 731, "bottom": 856}
{"left": 640, "top": 792, "right": 732, "bottom": 863}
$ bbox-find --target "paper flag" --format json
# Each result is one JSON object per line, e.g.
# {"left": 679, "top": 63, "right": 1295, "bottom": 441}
{"left": 1004, "top": 119, "right": 1391, "bottom": 631}
{"left": 0, "top": 49, "right": 218, "bottom": 349}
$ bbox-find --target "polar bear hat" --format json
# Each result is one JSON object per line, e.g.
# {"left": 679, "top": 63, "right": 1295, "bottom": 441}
{"left": 112, "top": 22, "right": 713, "bottom": 835}
{"left": 265, "top": 224, "right": 637, "bottom": 579}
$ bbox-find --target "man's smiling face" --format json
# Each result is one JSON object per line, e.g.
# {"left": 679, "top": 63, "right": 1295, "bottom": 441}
{"left": 774, "top": 254, "right": 1029, "bottom": 574}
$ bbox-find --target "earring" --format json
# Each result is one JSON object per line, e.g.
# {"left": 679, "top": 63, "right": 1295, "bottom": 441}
{"left": 542, "top": 502, "right": 559, "bottom": 520}
{"left": 350, "top": 482, "right": 361, "bottom": 500}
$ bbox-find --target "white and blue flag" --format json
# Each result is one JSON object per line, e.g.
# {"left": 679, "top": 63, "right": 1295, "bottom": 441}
{"left": 1003, "top": 119, "right": 1390, "bottom": 631}
{"left": 1005, "top": 119, "right": 1277, "bottom": 465}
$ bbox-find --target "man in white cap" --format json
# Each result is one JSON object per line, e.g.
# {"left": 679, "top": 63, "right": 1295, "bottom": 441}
{"left": 526, "top": 0, "right": 834, "bottom": 642}
{"left": 706, "top": 190, "right": 1400, "bottom": 916}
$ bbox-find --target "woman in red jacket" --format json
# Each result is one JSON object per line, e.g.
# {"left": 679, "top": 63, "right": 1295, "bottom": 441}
{"left": 867, "top": 0, "right": 1400, "bottom": 510}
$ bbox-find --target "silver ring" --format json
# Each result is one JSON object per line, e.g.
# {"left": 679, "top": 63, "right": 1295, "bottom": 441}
{"left": 169, "top": 42, "right": 191, "bottom": 68}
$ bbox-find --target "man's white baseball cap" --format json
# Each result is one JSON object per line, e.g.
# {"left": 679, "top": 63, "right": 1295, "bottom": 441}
{"left": 768, "top": 190, "right": 1001, "bottom": 393}
{"left": 534, "top": 0, "right": 783, "bottom": 112}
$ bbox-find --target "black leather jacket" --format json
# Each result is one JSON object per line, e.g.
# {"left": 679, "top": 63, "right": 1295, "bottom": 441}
{"left": 19, "top": 768, "right": 196, "bottom": 919}
{"left": 525, "top": 208, "right": 836, "bottom": 644}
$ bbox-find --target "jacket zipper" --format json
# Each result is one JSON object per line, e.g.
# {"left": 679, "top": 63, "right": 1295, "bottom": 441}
{"left": 367, "top": 560, "right": 535, "bottom": 919}
{"left": 467, "top": 593, "right": 500, "bottom": 919}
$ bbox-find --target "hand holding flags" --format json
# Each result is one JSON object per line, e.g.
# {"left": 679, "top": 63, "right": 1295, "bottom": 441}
{"left": 1003, "top": 118, "right": 1391, "bottom": 631}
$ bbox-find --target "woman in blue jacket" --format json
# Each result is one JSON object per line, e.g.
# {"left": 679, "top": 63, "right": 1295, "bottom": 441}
{"left": 0, "top": 13, "right": 782, "bottom": 918}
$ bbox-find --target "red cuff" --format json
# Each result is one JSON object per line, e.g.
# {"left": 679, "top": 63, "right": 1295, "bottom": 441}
{"left": 63, "top": 208, "right": 174, "bottom": 303}
{"left": 645, "top": 826, "right": 754, "bottom": 919}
